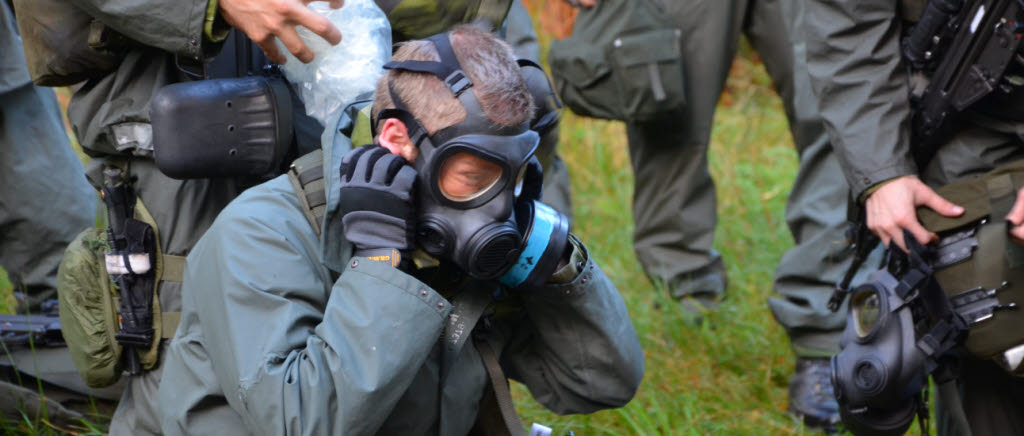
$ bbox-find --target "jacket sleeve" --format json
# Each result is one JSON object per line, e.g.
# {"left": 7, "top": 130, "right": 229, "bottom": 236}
{"left": 68, "top": 0, "right": 213, "bottom": 58}
{"left": 805, "top": 0, "right": 918, "bottom": 197}
{"left": 179, "top": 202, "right": 453, "bottom": 435}
{"left": 498, "top": 237, "right": 645, "bottom": 415}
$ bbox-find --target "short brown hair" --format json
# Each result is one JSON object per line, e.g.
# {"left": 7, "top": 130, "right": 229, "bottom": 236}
{"left": 372, "top": 25, "right": 534, "bottom": 135}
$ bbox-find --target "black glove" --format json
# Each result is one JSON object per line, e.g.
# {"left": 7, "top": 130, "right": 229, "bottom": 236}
{"left": 338, "top": 146, "right": 417, "bottom": 261}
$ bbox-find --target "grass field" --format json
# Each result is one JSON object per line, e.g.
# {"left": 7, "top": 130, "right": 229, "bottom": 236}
{"left": 506, "top": 48, "right": 815, "bottom": 436}
{"left": 0, "top": 6, "right": 871, "bottom": 436}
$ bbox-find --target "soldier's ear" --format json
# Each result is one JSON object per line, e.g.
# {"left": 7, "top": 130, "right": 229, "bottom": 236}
{"left": 378, "top": 118, "right": 418, "bottom": 162}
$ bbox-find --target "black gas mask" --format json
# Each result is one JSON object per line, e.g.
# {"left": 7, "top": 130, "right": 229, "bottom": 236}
{"left": 377, "top": 32, "right": 569, "bottom": 287}
{"left": 831, "top": 233, "right": 968, "bottom": 436}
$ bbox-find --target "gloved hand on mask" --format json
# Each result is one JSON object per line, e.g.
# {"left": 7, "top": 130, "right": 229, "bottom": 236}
{"left": 338, "top": 145, "right": 417, "bottom": 267}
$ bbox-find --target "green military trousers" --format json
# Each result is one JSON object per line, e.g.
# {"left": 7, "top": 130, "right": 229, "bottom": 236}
{"left": 505, "top": 0, "right": 574, "bottom": 223}
{"left": 0, "top": 84, "right": 96, "bottom": 310}
{"left": 0, "top": 73, "right": 123, "bottom": 432}
{"left": 625, "top": 0, "right": 862, "bottom": 355}
{"left": 0, "top": 2, "right": 126, "bottom": 426}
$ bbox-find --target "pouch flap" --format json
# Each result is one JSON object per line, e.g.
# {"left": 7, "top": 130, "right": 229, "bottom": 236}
{"left": 549, "top": 39, "right": 611, "bottom": 88}
{"left": 609, "top": 28, "right": 682, "bottom": 67}
{"left": 919, "top": 160, "right": 1024, "bottom": 233}
{"left": 919, "top": 182, "right": 991, "bottom": 233}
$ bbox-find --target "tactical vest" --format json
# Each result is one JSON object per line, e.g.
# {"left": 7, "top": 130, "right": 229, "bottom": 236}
{"left": 918, "top": 159, "right": 1024, "bottom": 375}
{"left": 12, "top": 0, "right": 131, "bottom": 86}
{"left": 57, "top": 194, "right": 183, "bottom": 388}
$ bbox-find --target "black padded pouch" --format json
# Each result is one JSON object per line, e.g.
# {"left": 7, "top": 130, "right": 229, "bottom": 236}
{"left": 151, "top": 76, "right": 294, "bottom": 179}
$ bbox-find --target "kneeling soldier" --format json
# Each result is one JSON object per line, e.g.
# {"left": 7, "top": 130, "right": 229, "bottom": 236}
{"left": 157, "top": 25, "right": 644, "bottom": 435}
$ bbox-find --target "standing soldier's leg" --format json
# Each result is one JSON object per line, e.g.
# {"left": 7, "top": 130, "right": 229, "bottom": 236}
{"left": 627, "top": 0, "right": 747, "bottom": 309}
{"left": 0, "top": 3, "right": 123, "bottom": 424}
{"left": 0, "top": 84, "right": 96, "bottom": 311}
{"left": 504, "top": 0, "right": 574, "bottom": 222}
{"left": 746, "top": 0, "right": 867, "bottom": 429}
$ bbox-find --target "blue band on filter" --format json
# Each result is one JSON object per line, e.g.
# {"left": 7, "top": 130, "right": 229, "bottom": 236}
{"left": 498, "top": 202, "right": 557, "bottom": 288}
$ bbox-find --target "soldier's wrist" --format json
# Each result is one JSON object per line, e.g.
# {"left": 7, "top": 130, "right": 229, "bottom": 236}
{"left": 353, "top": 248, "right": 412, "bottom": 271}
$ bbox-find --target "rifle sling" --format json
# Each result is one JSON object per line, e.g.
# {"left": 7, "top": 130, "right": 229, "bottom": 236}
{"left": 475, "top": 335, "right": 526, "bottom": 436}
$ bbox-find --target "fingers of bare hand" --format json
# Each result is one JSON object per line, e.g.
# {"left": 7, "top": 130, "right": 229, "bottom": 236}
{"left": 904, "top": 220, "right": 937, "bottom": 247}
{"left": 256, "top": 39, "right": 287, "bottom": 64}
{"left": 1010, "top": 224, "right": 1024, "bottom": 245}
{"left": 276, "top": 26, "right": 314, "bottom": 63}
{"left": 889, "top": 226, "right": 907, "bottom": 252}
{"left": 1007, "top": 188, "right": 1024, "bottom": 225}
{"left": 915, "top": 183, "right": 963, "bottom": 217}
{"left": 291, "top": 5, "right": 341, "bottom": 45}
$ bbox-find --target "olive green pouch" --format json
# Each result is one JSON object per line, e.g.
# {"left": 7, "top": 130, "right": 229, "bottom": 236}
{"left": 548, "top": 0, "right": 685, "bottom": 121}
{"left": 918, "top": 160, "right": 1024, "bottom": 365}
{"left": 12, "top": 0, "right": 129, "bottom": 86}
{"left": 57, "top": 202, "right": 166, "bottom": 388}
{"left": 57, "top": 227, "right": 123, "bottom": 388}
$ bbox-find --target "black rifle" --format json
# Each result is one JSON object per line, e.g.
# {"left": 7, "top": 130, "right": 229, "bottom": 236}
{"left": 828, "top": 201, "right": 881, "bottom": 312}
{"left": 908, "top": 0, "right": 1024, "bottom": 166}
{"left": 101, "top": 167, "right": 156, "bottom": 375}
{"left": 0, "top": 314, "right": 64, "bottom": 349}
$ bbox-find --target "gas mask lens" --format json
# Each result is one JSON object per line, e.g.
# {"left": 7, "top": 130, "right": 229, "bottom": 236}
{"left": 438, "top": 152, "right": 503, "bottom": 202}
{"left": 851, "top": 288, "right": 882, "bottom": 339}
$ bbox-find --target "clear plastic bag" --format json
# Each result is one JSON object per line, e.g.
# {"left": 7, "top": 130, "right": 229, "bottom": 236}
{"left": 276, "top": 0, "right": 391, "bottom": 137}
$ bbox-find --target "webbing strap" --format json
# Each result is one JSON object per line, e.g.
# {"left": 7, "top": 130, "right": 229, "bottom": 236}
{"left": 384, "top": 33, "right": 472, "bottom": 97}
{"left": 475, "top": 336, "right": 526, "bottom": 436}
{"left": 160, "top": 312, "right": 181, "bottom": 339}
{"left": 441, "top": 286, "right": 491, "bottom": 382}
{"left": 287, "top": 149, "right": 326, "bottom": 237}
{"left": 161, "top": 255, "right": 187, "bottom": 283}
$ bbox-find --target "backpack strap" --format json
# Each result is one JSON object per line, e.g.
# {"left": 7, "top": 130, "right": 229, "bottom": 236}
{"left": 287, "top": 149, "right": 327, "bottom": 237}
{"left": 474, "top": 334, "right": 526, "bottom": 436}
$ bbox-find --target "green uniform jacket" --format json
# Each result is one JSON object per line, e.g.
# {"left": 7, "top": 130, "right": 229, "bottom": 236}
{"left": 158, "top": 104, "right": 645, "bottom": 435}
{"left": 804, "top": 0, "right": 917, "bottom": 197}
{"left": 0, "top": 3, "right": 31, "bottom": 93}
{"left": 66, "top": 0, "right": 213, "bottom": 157}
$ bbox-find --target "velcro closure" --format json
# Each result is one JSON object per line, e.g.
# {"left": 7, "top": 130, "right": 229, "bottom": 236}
{"left": 161, "top": 312, "right": 181, "bottom": 339}
{"left": 162, "top": 254, "right": 187, "bottom": 283}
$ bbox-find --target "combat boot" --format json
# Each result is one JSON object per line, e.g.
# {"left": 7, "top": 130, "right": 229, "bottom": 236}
{"left": 788, "top": 357, "right": 841, "bottom": 434}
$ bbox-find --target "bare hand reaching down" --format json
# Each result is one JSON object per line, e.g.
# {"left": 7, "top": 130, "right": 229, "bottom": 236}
{"left": 218, "top": 0, "right": 345, "bottom": 64}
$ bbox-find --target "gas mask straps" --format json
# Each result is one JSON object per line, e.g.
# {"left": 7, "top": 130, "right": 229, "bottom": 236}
{"left": 831, "top": 234, "right": 969, "bottom": 435}
{"left": 375, "top": 31, "right": 569, "bottom": 284}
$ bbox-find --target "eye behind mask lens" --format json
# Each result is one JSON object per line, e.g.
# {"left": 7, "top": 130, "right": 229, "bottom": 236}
{"left": 437, "top": 152, "right": 503, "bottom": 202}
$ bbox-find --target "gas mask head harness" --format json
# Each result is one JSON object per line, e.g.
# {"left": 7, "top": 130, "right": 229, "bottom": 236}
{"left": 832, "top": 230, "right": 969, "bottom": 436}
{"left": 376, "top": 32, "right": 569, "bottom": 288}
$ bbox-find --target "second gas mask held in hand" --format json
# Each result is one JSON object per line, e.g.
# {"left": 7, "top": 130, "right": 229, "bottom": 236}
{"left": 832, "top": 271, "right": 930, "bottom": 436}
{"left": 831, "top": 234, "right": 968, "bottom": 436}
{"left": 377, "top": 32, "right": 570, "bottom": 288}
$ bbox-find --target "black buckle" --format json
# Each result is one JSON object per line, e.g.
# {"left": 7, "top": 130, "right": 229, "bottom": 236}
{"left": 445, "top": 70, "right": 473, "bottom": 97}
